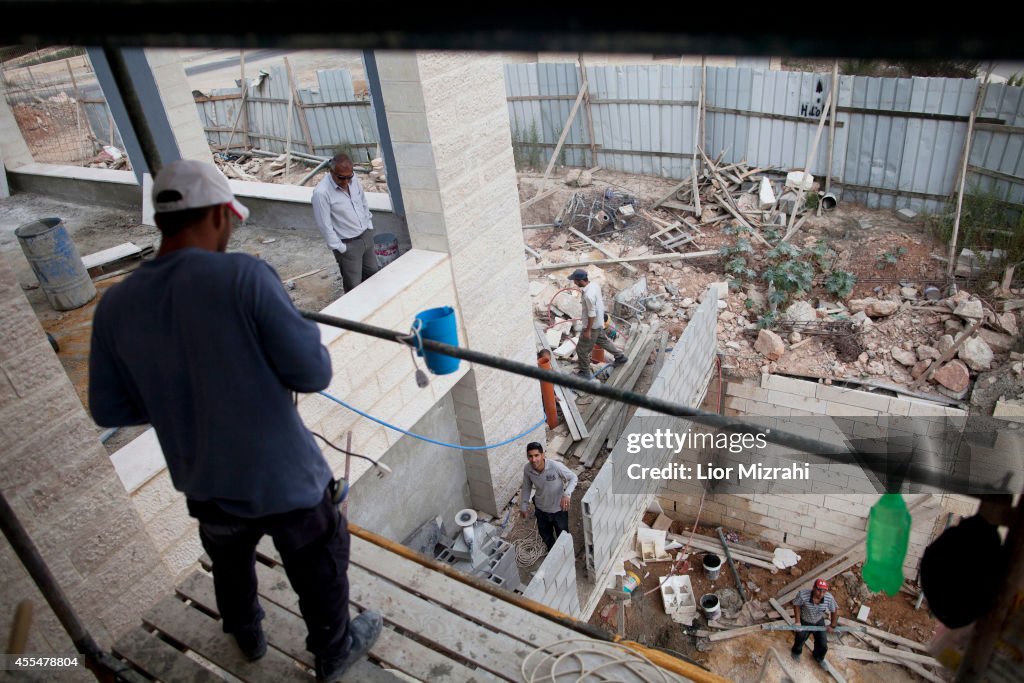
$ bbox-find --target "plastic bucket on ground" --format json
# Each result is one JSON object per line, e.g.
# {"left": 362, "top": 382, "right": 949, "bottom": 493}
{"left": 373, "top": 232, "right": 399, "bottom": 267}
{"left": 703, "top": 553, "right": 722, "bottom": 581}
{"left": 821, "top": 193, "right": 838, "bottom": 211}
{"left": 623, "top": 571, "right": 641, "bottom": 594}
{"left": 414, "top": 306, "right": 460, "bottom": 375}
{"left": 14, "top": 217, "right": 96, "bottom": 311}
{"left": 700, "top": 594, "right": 721, "bottom": 621}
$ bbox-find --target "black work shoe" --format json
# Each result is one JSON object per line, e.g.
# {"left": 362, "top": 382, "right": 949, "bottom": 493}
{"left": 613, "top": 355, "right": 628, "bottom": 366}
{"left": 317, "top": 611, "right": 383, "bottom": 682}
{"left": 233, "top": 625, "right": 267, "bottom": 661}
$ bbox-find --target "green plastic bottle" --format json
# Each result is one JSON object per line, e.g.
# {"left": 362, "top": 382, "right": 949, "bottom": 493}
{"left": 862, "top": 493, "right": 911, "bottom": 596}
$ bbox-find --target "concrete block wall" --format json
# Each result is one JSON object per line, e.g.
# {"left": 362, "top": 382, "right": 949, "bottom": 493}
{"left": 657, "top": 374, "right": 971, "bottom": 574}
{"left": 523, "top": 531, "right": 581, "bottom": 618}
{"left": 376, "top": 52, "right": 542, "bottom": 516}
{"left": 582, "top": 293, "right": 719, "bottom": 591}
{"left": 347, "top": 392, "right": 473, "bottom": 543}
{"left": 144, "top": 49, "right": 214, "bottom": 163}
{"left": 0, "top": 252, "right": 173, "bottom": 649}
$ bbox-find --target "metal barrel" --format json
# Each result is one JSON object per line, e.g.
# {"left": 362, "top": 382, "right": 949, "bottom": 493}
{"left": 14, "top": 218, "right": 96, "bottom": 311}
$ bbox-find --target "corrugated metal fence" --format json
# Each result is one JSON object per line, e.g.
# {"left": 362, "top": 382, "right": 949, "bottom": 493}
{"left": 506, "top": 63, "right": 1024, "bottom": 214}
{"left": 194, "top": 65, "right": 379, "bottom": 162}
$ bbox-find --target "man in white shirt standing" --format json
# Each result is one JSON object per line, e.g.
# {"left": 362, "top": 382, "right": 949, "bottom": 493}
{"left": 568, "top": 268, "right": 627, "bottom": 379}
{"left": 312, "top": 153, "right": 379, "bottom": 293}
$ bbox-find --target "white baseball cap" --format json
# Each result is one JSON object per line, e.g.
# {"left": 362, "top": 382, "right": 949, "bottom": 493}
{"left": 152, "top": 159, "right": 250, "bottom": 221}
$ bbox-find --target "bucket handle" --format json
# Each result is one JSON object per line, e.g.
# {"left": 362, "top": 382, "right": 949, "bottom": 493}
{"left": 402, "top": 319, "right": 430, "bottom": 387}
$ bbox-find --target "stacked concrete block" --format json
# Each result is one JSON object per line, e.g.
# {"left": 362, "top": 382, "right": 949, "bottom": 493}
{"left": 0, "top": 253, "right": 173, "bottom": 649}
{"left": 523, "top": 531, "right": 581, "bottom": 618}
{"left": 435, "top": 523, "right": 521, "bottom": 592}
{"left": 582, "top": 292, "right": 719, "bottom": 587}
{"left": 144, "top": 49, "right": 213, "bottom": 163}
{"left": 376, "top": 52, "right": 542, "bottom": 516}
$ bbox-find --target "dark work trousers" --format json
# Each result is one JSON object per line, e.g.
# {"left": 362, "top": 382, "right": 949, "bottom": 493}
{"left": 534, "top": 508, "right": 569, "bottom": 551}
{"left": 190, "top": 490, "right": 351, "bottom": 665}
{"left": 791, "top": 618, "right": 828, "bottom": 661}
{"left": 575, "top": 328, "right": 623, "bottom": 374}
{"left": 332, "top": 229, "right": 380, "bottom": 293}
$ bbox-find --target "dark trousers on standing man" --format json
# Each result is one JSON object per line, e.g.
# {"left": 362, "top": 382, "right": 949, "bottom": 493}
{"left": 332, "top": 229, "right": 380, "bottom": 293}
{"left": 534, "top": 508, "right": 569, "bottom": 550}
{"left": 189, "top": 489, "right": 351, "bottom": 668}
{"left": 791, "top": 618, "right": 828, "bottom": 662}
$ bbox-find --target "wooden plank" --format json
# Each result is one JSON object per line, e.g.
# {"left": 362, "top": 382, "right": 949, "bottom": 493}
{"left": 652, "top": 175, "right": 693, "bottom": 208}
{"left": 820, "top": 658, "right": 847, "bottom": 683}
{"left": 567, "top": 227, "right": 637, "bottom": 274}
{"left": 180, "top": 568, "right": 471, "bottom": 683}
{"left": 769, "top": 598, "right": 794, "bottom": 626}
{"left": 708, "top": 620, "right": 785, "bottom": 642}
{"left": 661, "top": 200, "right": 696, "bottom": 212}
{"left": 520, "top": 187, "right": 559, "bottom": 210}
{"left": 837, "top": 617, "right": 928, "bottom": 652}
{"left": 667, "top": 531, "right": 773, "bottom": 562}
{"left": 348, "top": 535, "right": 582, "bottom": 646}
{"left": 113, "top": 626, "right": 222, "bottom": 683}
{"left": 81, "top": 242, "right": 142, "bottom": 270}
{"left": 776, "top": 554, "right": 864, "bottom": 604}
{"left": 877, "top": 645, "right": 943, "bottom": 668}
{"left": 346, "top": 562, "right": 530, "bottom": 678}
{"left": 142, "top": 595, "right": 309, "bottom": 683}
{"left": 528, "top": 250, "right": 718, "bottom": 272}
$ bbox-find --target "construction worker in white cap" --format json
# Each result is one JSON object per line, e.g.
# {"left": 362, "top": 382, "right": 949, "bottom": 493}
{"left": 89, "top": 159, "right": 381, "bottom": 681}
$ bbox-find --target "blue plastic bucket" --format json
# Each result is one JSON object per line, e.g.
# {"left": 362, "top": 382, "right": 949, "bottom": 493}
{"left": 14, "top": 217, "right": 96, "bottom": 311}
{"left": 414, "top": 306, "right": 460, "bottom": 375}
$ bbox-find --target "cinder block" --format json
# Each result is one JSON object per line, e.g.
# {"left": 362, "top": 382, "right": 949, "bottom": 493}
{"left": 764, "top": 375, "right": 819, "bottom": 398}
{"left": 822, "top": 495, "right": 871, "bottom": 517}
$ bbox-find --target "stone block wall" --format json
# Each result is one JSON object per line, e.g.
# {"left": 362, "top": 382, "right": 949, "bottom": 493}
{"left": 0, "top": 252, "right": 172, "bottom": 649}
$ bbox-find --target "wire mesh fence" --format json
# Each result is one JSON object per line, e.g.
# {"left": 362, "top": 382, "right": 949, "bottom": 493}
{"left": 0, "top": 46, "right": 128, "bottom": 169}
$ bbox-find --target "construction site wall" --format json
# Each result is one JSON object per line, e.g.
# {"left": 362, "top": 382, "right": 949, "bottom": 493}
{"left": 655, "top": 375, "right": 981, "bottom": 575}
{"left": 580, "top": 290, "right": 719, "bottom": 615}
{"left": 0, "top": 252, "right": 173, "bottom": 650}
{"left": 523, "top": 531, "right": 581, "bottom": 618}
{"left": 506, "top": 63, "right": 1024, "bottom": 214}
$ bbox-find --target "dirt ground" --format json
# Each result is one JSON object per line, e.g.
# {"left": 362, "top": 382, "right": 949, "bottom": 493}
{"left": 581, "top": 516, "right": 939, "bottom": 683}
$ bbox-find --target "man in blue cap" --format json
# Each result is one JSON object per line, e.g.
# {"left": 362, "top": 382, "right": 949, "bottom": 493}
{"left": 568, "top": 269, "right": 627, "bottom": 379}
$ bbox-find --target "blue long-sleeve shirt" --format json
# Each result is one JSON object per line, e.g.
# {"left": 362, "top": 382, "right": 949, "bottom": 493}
{"left": 89, "top": 248, "right": 333, "bottom": 517}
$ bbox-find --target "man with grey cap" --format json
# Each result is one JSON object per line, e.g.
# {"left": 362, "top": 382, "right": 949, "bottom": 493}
{"left": 312, "top": 153, "right": 379, "bottom": 293}
{"left": 568, "top": 268, "right": 627, "bottom": 379}
{"left": 89, "top": 159, "right": 380, "bottom": 682}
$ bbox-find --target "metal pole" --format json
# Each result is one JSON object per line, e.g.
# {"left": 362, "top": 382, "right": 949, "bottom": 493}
{"left": 716, "top": 526, "right": 748, "bottom": 602}
{"left": 101, "top": 47, "right": 162, "bottom": 174}
{"left": 299, "top": 308, "right": 1011, "bottom": 495}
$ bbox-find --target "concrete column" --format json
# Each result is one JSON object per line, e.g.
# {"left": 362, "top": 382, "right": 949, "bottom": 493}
{"left": 374, "top": 52, "right": 542, "bottom": 515}
{"left": 0, "top": 253, "right": 173, "bottom": 648}
{"left": 0, "top": 78, "right": 35, "bottom": 171}
{"left": 144, "top": 49, "right": 213, "bottom": 164}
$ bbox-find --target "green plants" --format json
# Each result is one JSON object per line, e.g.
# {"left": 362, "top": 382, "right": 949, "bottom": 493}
{"left": 876, "top": 246, "right": 908, "bottom": 269}
{"left": 824, "top": 270, "right": 857, "bottom": 299}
